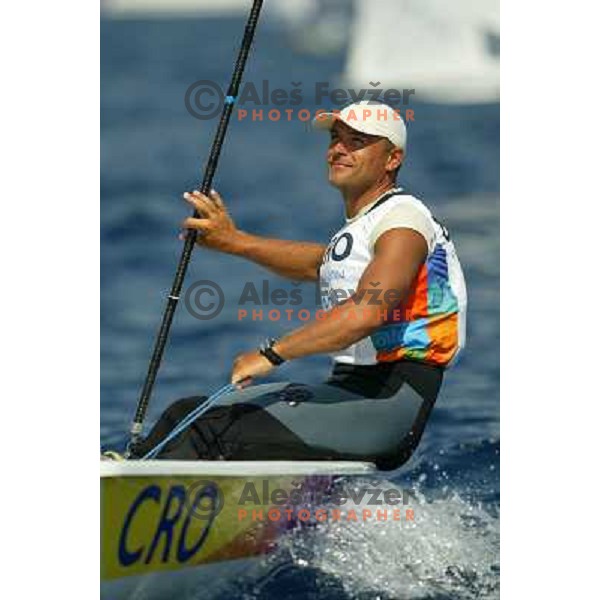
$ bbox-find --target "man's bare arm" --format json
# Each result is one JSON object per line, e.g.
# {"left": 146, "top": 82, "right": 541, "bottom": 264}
{"left": 271, "top": 228, "right": 428, "bottom": 359}
{"left": 182, "top": 190, "right": 325, "bottom": 281}
{"left": 223, "top": 232, "right": 326, "bottom": 281}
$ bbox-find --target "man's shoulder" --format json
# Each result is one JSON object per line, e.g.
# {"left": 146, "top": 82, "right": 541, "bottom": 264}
{"left": 367, "top": 189, "right": 431, "bottom": 216}
{"left": 366, "top": 191, "right": 433, "bottom": 226}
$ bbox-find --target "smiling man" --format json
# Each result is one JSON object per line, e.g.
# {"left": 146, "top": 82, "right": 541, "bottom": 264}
{"left": 131, "top": 101, "right": 467, "bottom": 470}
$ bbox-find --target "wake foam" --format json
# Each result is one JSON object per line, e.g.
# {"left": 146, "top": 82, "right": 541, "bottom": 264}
{"left": 280, "top": 478, "right": 499, "bottom": 599}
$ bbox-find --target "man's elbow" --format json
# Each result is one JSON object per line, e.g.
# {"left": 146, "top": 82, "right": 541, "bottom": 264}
{"left": 338, "top": 309, "right": 386, "bottom": 347}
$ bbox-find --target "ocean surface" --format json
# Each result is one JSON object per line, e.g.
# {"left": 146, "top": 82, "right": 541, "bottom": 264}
{"left": 101, "top": 16, "right": 499, "bottom": 599}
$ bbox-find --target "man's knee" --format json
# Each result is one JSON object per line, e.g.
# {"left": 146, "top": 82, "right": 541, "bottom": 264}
{"left": 164, "top": 395, "right": 208, "bottom": 423}
{"left": 374, "top": 415, "right": 432, "bottom": 470}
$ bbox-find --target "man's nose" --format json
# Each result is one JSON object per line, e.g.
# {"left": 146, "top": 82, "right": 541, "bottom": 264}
{"left": 334, "top": 137, "right": 349, "bottom": 150}
{"left": 330, "top": 139, "right": 349, "bottom": 156}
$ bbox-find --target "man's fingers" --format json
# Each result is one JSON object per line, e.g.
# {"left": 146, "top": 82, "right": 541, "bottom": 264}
{"left": 209, "top": 189, "right": 225, "bottom": 209}
{"left": 183, "top": 191, "right": 218, "bottom": 216}
{"left": 182, "top": 217, "right": 211, "bottom": 231}
{"left": 232, "top": 375, "right": 252, "bottom": 389}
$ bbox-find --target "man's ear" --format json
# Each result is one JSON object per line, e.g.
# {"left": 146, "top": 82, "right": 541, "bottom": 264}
{"left": 386, "top": 147, "right": 404, "bottom": 173}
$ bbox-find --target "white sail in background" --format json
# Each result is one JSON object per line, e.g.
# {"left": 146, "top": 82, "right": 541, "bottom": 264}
{"left": 344, "top": 0, "right": 499, "bottom": 103}
{"left": 267, "top": 0, "right": 320, "bottom": 24}
{"left": 265, "top": 0, "right": 352, "bottom": 55}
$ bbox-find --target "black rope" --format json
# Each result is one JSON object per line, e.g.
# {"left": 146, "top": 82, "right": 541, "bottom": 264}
{"left": 127, "top": 0, "right": 265, "bottom": 451}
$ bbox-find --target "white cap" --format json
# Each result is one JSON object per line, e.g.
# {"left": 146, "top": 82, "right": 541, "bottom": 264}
{"left": 312, "top": 100, "right": 407, "bottom": 150}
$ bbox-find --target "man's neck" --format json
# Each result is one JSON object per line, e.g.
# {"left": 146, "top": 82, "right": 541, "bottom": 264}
{"left": 341, "top": 180, "right": 396, "bottom": 220}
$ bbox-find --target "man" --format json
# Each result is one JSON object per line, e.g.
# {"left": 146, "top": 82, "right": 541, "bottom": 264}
{"left": 132, "top": 100, "right": 467, "bottom": 470}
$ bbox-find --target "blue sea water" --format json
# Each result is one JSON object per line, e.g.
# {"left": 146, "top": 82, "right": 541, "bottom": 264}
{"left": 101, "top": 16, "right": 499, "bottom": 599}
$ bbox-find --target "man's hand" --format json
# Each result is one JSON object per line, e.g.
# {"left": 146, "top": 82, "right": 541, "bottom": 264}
{"left": 181, "top": 188, "right": 325, "bottom": 281}
{"left": 230, "top": 350, "right": 276, "bottom": 387}
{"left": 181, "top": 189, "right": 240, "bottom": 253}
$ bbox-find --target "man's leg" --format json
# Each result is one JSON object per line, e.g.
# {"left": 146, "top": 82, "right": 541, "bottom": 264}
{"left": 131, "top": 398, "right": 337, "bottom": 461}
{"left": 128, "top": 385, "right": 324, "bottom": 460}
{"left": 131, "top": 362, "right": 442, "bottom": 468}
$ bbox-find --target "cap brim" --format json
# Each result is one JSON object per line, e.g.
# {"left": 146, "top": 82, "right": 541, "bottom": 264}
{"left": 312, "top": 105, "right": 406, "bottom": 150}
{"left": 311, "top": 112, "right": 378, "bottom": 139}
{"left": 311, "top": 112, "right": 339, "bottom": 131}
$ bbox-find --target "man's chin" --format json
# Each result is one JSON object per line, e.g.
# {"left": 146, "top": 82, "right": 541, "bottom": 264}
{"left": 328, "top": 173, "right": 352, "bottom": 189}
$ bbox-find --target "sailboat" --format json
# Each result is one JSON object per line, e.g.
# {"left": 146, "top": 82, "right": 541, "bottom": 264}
{"left": 343, "top": 0, "right": 499, "bottom": 103}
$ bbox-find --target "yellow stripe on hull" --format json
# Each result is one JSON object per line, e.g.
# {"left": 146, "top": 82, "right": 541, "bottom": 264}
{"left": 101, "top": 460, "right": 375, "bottom": 586}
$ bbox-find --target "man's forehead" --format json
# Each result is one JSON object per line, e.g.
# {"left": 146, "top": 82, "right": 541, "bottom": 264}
{"left": 331, "top": 120, "right": 380, "bottom": 140}
{"left": 331, "top": 121, "right": 362, "bottom": 135}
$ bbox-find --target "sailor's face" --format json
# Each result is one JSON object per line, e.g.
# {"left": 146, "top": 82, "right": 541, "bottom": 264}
{"left": 327, "top": 121, "right": 392, "bottom": 189}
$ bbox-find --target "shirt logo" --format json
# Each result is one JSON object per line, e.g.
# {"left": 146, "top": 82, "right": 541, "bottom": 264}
{"left": 324, "top": 233, "right": 354, "bottom": 263}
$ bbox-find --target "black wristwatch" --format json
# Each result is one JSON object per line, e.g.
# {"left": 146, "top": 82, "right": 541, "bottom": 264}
{"left": 259, "top": 337, "right": 287, "bottom": 366}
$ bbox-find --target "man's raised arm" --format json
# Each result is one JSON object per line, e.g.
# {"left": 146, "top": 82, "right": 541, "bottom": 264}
{"left": 182, "top": 190, "right": 325, "bottom": 282}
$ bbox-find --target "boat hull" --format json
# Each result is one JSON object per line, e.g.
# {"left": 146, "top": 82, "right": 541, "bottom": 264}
{"left": 101, "top": 460, "right": 375, "bottom": 599}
